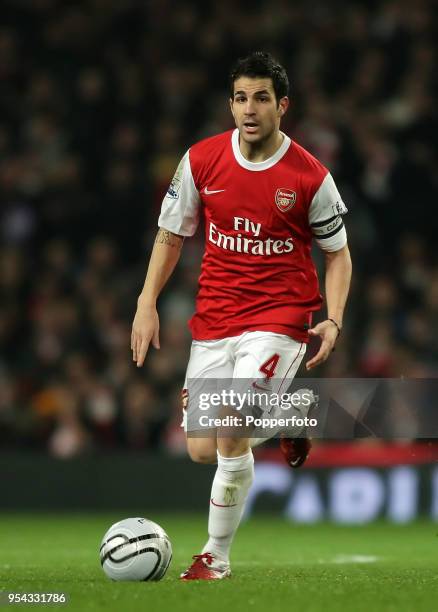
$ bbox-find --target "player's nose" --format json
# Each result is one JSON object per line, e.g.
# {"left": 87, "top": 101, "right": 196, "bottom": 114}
{"left": 244, "top": 99, "right": 256, "bottom": 114}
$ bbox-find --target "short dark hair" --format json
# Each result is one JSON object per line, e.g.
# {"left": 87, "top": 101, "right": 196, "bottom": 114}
{"left": 229, "top": 51, "right": 289, "bottom": 104}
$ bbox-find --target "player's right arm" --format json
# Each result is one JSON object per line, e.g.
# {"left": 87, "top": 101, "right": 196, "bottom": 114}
{"left": 131, "top": 228, "right": 184, "bottom": 367}
{"left": 131, "top": 150, "right": 201, "bottom": 367}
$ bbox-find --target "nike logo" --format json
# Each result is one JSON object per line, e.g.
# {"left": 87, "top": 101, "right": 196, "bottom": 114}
{"left": 210, "top": 498, "right": 237, "bottom": 508}
{"left": 204, "top": 186, "right": 226, "bottom": 195}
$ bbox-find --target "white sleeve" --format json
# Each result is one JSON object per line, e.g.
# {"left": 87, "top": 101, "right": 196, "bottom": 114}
{"left": 308, "top": 173, "right": 348, "bottom": 252}
{"left": 157, "top": 151, "right": 201, "bottom": 237}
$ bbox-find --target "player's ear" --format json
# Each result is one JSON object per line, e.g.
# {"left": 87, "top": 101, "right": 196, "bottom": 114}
{"left": 278, "top": 96, "right": 289, "bottom": 117}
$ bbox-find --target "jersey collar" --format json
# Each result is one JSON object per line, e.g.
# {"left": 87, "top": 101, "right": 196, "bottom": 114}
{"left": 231, "top": 128, "right": 291, "bottom": 171}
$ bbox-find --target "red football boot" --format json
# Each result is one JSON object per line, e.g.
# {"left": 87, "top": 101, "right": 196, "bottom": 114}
{"left": 280, "top": 436, "right": 312, "bottom": 468}
{"left": 180, "top": 553, "right": 231, "bottom": 581}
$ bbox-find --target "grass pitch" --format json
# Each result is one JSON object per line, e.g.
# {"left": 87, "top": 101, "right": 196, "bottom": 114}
{"left": 1, "top": 514, "right": 438, "bottom": 612}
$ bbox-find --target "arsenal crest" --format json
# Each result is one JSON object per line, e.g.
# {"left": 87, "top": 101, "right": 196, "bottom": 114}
{"left": 275, "top": 188, "right": 296, "bottom": 212}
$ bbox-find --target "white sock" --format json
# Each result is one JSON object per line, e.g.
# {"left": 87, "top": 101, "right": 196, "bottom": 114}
{"left": 202, "top": 450, "right": 254, "bottom": 564}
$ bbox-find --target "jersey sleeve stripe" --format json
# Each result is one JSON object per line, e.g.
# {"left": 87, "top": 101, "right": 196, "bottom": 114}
{"left": 315, "top": 225, "right": 348, "bottom": 252}
{"left": 314, "top": 221, "right": 344, "bottom": 240}
{"left": 311, "top": 214, "right": 343, "bottom": 237}
{"left": 310, "top": 214, "right": 338, "bottom": 228}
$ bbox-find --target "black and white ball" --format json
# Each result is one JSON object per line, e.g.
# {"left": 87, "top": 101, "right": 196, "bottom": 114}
{"left": 100, "top": 517, "right": 172, "bottom": 581}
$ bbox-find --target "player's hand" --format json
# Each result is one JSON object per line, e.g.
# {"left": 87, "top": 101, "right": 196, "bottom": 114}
{"left": 305, "top": 320, "right": 339, "bottom": 370}
{"left": 131, "top": 302, "right": 160, "bottom": 367}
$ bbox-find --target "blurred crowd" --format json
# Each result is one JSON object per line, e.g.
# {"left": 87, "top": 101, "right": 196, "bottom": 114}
{"left": 1, "top": 0, "right": 437, "bottom": 456}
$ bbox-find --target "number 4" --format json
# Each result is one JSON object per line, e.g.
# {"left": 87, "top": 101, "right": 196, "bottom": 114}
{"left": 259, "top": 354, "right": 280, "bottom": 379}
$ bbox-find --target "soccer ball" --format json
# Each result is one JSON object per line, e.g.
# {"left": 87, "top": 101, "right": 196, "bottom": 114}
{"left": 100, "top": 517, "right": 172, "bottom": 581}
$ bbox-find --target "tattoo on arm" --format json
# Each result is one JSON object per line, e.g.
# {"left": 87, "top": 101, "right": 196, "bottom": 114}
{"left": 155, "top": 229, "right": 184, "bottom": 249}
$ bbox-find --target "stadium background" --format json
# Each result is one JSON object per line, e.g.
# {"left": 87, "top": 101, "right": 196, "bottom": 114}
{"left": 1, "top": 0, "right": 438, "bottom": 522}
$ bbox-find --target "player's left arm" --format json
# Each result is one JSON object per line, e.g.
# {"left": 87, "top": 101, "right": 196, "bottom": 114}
{"left": 306, "top": 244, "right": 352, "bottom": 370}
{"left": 306, "top": 171, "right": 352, "bottom": 370}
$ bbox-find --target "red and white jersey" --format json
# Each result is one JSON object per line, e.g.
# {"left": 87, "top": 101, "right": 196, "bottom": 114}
{"left": 158, "top": 129, "right": 348, "bottom": 343}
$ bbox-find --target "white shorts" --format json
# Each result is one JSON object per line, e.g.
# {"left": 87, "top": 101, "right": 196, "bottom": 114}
{"left": 182, "top": 331, "right": 306, "bottom": 432}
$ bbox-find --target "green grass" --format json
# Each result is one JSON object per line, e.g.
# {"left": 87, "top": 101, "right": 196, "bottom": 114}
{"left": 1, "top": 514, "right": 438, "bottom": 611}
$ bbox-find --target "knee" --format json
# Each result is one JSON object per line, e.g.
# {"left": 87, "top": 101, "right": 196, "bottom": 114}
{"left": 186, "top": 440, "right": 217, "bottom": 464}
{"left": 217, "top": 437, "right": 250, "bottom": 458}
